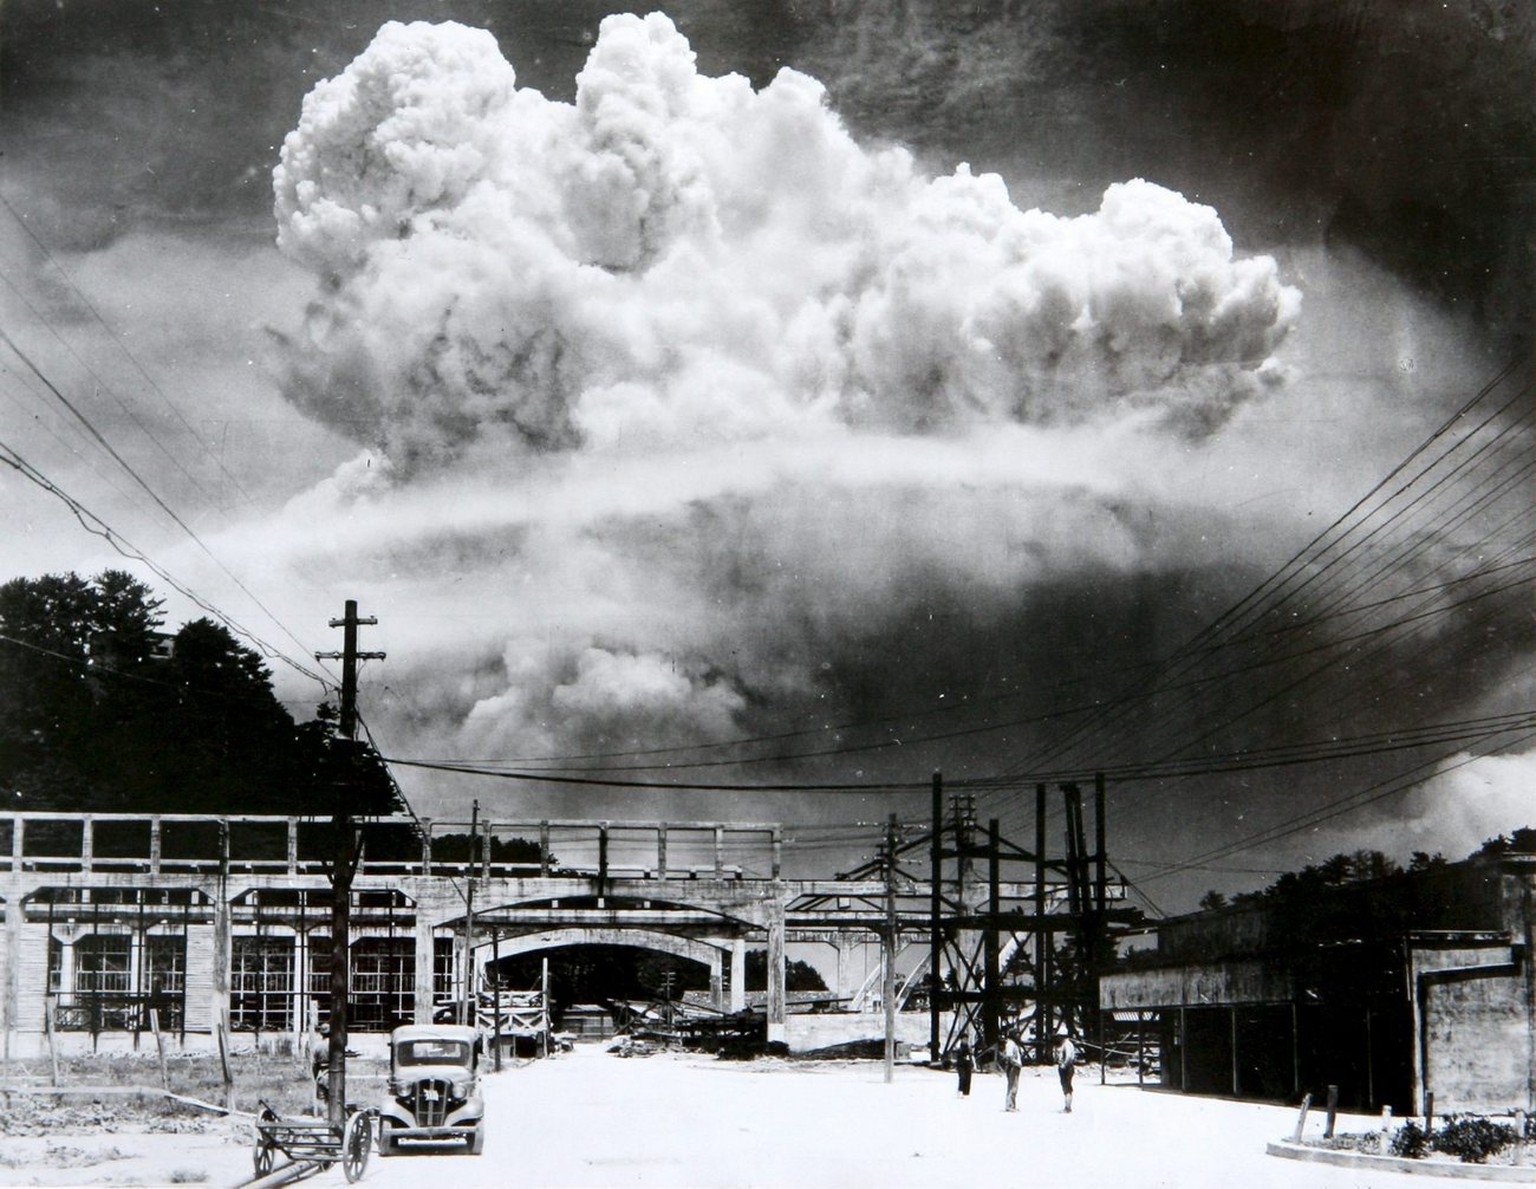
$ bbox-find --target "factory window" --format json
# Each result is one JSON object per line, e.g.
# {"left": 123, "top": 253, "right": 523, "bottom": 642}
{"left": 75, "top": 935, "right": 132, "bottom": 994}
{"left": 231, "top": 936, "right": 295, "bottom": 1032}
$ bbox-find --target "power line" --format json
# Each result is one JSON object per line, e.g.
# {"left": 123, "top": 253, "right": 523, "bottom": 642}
{"left": 382, "top": 754, "right": 933, "bottom": 794}
{"left": 0, "top": 437, "right": 334, "bottom": 689}
{"left": 1137, "top": 725, "right": 1536, "bottom": 887}
{"left": 995, "top": 360, "right": 1532, "bottom": 784}
{"left": 0, "top": 324, "right": 332, "bottom": 688}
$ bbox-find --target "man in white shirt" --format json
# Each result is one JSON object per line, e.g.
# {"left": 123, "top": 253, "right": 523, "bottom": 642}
{"left": 999, "top": 1029, "right": 1023, "bottom": 1112}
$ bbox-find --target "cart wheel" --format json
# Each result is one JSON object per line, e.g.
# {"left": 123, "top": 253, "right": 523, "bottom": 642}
{"left": 253, "top": 1139, "right": 275, "bottom": 1178}
{"left": 342, "top": 1112, "right": 372, "bottom": 1183}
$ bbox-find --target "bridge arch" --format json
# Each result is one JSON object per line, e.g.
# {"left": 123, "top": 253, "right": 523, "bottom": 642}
{"left": 491, "top": 927, "right": 726, "bottom": 968}
{"left": 479, "top": 927, "right": 739, "bottom": 1012}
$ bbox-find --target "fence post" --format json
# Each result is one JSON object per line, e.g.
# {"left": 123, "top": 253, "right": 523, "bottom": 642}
{"left": 1291, "top": 1092, "right": 1313, "bottom": 1142}
{"left": 1378, "top": 1104, "right": 1393, "bottom": 1155}
{"left": 1324, "top": 1084, "right": 1340, "bottom": 1138}
{"left": 217, "top": 1022, "right": 234, "bottom": 1110}
{"left": 45, "top": 1000, "right": 59, "bottom": 1086}
{"left": 149, "top": 1008, "right": 169, "bottom": 1090}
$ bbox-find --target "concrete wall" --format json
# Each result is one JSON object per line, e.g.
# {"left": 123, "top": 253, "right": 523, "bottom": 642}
{"left": 1100, "top": 959, "right": 1291, "bottom": 1010}
{"left": 1411, "top": 943, "right": 1528, "bottom": 1114}
{"left": 784, "top": 1011, "right": 939, "bottom": 1056}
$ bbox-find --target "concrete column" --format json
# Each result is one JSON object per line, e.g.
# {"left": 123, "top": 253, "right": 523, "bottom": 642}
{"left": 730, "top": 939, "right": 746, "bottom": 1013}
{"left": 81, "top": 816, "right": 93, "bottom": 873}
{"left": 835, "top": 938, "right": 852, "bottom": 1002}
{"left": 149, "top": 818, "right": 162, "bottom": 875}
{"left": 657, "top": 826, "right": 668, "bottom": 879}
{"left": 414, "top": 913, "right": 436, "bottom": 1024}
{"left": 767, "top": 902, "right": 787, "bottom": 1045}
{"left": 708, "top": 949, "right": 723, "bottom": 1011}
{"left": 287, "top": 819, "right": 299, "bottom": 876}
{"left": 58, "top": 935, "right": 78, "bottom": 995}
{"left": 1, "top": 895, "right": 19, "bottom": 1057}
{"left": 294, "top": 930, "right": 310, "bottom": 1034}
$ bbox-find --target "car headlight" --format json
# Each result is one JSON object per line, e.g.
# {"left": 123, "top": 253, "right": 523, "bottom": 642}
{"left": 450, "top": 1079, "right": 471, "bottom": 1099}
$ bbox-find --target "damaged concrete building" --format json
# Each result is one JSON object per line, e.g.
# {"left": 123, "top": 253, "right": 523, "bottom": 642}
{"left": 1100, "top": 853, "right": 1536, "bottom": 1115}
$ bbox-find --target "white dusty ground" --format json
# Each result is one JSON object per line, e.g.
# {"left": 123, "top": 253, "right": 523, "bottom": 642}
{"left": 0, "top": 1044, "right": 1492, "bottom": 1188}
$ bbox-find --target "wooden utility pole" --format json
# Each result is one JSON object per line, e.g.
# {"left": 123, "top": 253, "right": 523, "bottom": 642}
{"left": 492, "top": 927, "right": 502, "bottom": 1072}
{"left": 315, "top": 599, "right": 384, "bottom": 1126}
{"left": 928, "top": 772, "right": 942, "bottom": 1063}
{"left": 460, "top": 800, "right": 479, "bottom": 1027}
{"left": 883, "top": 814, "right": 898, "bottom": 1084}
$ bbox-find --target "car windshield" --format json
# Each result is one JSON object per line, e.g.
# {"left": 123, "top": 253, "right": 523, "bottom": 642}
{"left": 397, "top": 1039, "right": 471, "bottom": 1067}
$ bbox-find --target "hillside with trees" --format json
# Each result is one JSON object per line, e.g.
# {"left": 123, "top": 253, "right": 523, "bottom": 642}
{"left": 0, "top": 569, "right": 398, "bottom": 818}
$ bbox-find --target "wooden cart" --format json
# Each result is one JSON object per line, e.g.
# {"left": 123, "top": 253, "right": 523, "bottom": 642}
{"left": 252, "top": 1101, "right": 373, "bottom": 1183}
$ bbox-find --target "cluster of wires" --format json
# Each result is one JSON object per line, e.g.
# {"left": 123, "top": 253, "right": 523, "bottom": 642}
{"left": 0, "top": 198, "right": 336, "bottom": 695}
{"left": 983, "top": 359, "right": 1536, "bottom": 888}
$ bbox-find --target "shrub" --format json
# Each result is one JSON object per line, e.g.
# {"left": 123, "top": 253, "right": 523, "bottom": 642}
{"left": 1433, "top": 1116, "right": 1518, "bottom": 1164}
{"left": 1389, "top": 1122, "right": 1431, "bottom": 1159}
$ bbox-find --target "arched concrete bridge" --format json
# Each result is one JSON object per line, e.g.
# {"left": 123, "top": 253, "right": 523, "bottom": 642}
{"left": 0, "top": 808, "right": 1094, "bottom": 1057}
{"left": 0, "top": 813, "right": 895, "bottom": 1050}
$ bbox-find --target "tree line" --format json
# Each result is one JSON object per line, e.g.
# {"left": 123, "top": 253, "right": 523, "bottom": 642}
{"left": 0, "top": 569, "right": 399, "bottom": 819}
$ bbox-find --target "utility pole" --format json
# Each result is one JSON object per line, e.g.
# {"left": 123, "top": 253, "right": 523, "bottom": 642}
{"left": 883, "top": 813, "right": 898, "bottom": 1084}
{"left": 928, "top": 772, "right": 942, "bottom": 1064}
{"left": 315, "top": 599, "right": 384, "bottom": 1126}
{"left": 460, "top": 800, "right": 479, "bottom": 1027}
{"left": 491, "top": 927, "right": 503, "bottom": 1073}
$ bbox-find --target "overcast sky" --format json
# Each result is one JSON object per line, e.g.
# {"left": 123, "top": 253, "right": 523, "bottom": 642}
{"left": 1, "top": 0, "right": 1531, "bottom": 913}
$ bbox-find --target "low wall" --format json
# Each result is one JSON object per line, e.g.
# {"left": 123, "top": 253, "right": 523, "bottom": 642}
{"left": 785, "top": 1011, "right": 943, "bottom": 1056}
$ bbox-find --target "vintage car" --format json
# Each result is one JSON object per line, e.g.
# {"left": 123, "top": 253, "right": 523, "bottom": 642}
{"left": 376, "top": 1024, "right": 485, "bottom": 1156}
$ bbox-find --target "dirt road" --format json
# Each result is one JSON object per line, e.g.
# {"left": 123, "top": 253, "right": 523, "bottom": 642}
{"left": 357, "top": 1045, "right": 1453, "bottom": 1189}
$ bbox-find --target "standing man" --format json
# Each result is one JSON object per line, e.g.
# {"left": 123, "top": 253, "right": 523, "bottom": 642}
{"left": 1055, "top": 1023, "right": 1078, "bottom": 1113}
{"left": 953, "top": 1039, "right": 974, "bottom": 1098}
{"left": 999, "top": 1029, "right": 1023, "bottom": 1112}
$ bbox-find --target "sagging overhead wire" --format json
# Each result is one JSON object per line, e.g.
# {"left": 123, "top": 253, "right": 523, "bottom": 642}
{"left": 1133, "top": 720, "right": 1536, "bottom": 888}
{"left": 0, "top": 323, "right": 332, "bottom": 692}
{"left": 994, "top": 358, "right": 1532, "bottom": 784}
{"left": 0, "top": 437, "right": 334, "bottom": 690}
{"left": 382, "top": 753, "right": 933, "bottom": 794}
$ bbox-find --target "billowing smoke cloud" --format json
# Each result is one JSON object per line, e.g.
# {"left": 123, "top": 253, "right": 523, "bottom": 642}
{"left": 273, "top": 15, "right": 1296, "bottom": 470}
{"left": 267, "top": 14, "right": 1306, "bottom": 784}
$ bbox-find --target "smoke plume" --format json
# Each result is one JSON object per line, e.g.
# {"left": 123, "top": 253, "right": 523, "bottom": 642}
{"left": 274, "top": 16, "right": 1296, "bottom": 465}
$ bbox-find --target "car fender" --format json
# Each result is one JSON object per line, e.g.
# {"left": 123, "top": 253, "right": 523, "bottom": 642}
{"left": 444, "top": 1096, "right": 484, "bottom": 1127}
{"left": 377, "top": 1101, "right": 417, "bottom": 1128}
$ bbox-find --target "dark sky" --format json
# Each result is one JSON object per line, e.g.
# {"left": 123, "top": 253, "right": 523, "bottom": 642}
{"left": 0, "top": 0, "right": 1531, "bottom": 912}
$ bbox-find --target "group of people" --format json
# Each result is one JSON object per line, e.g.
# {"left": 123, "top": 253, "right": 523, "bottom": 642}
{"left": 951, "top": 1024, "right": 1077, "bottom": 1113}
